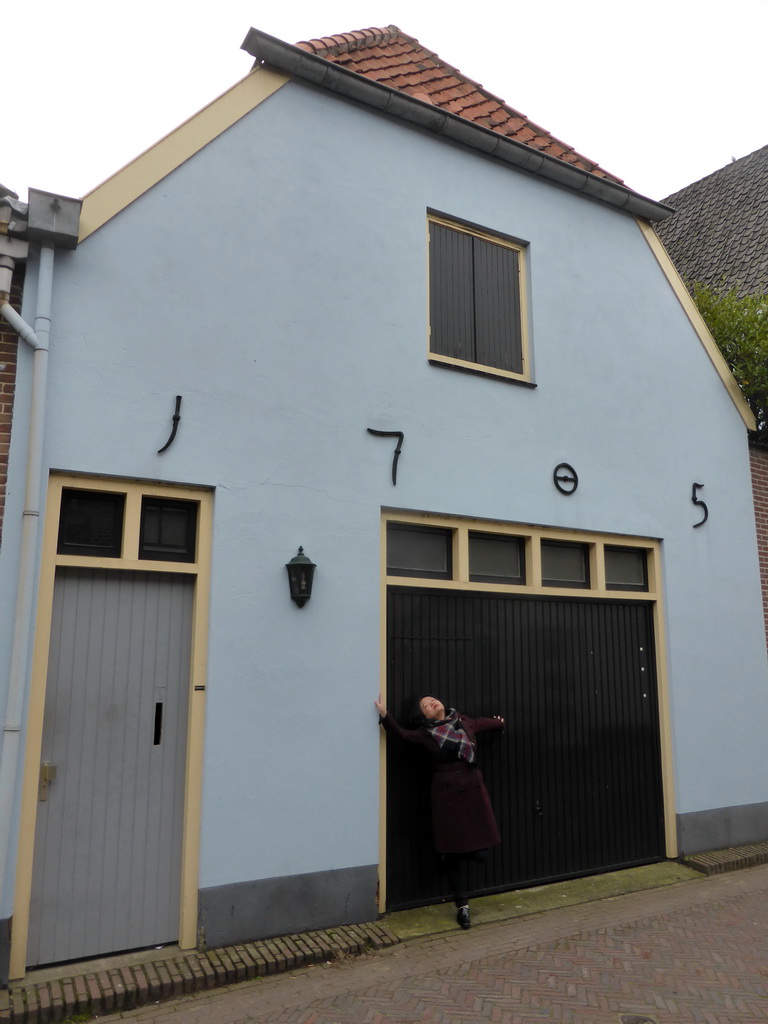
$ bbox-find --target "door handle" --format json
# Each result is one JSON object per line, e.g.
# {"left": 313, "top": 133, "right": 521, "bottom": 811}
{"left": 38, "top": 762, "right": 57, "bottom": 801}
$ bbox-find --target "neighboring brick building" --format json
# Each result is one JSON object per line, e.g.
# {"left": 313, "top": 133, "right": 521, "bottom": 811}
{"left": 0, "top": 292, "right": 19, "bottom": 544}
{"left": 0, "top": 184, "right": 22, "bottom": 547}
{"left": 657, "top": 144, "right": 768, "bottom": 296}
{"left": 658, "top": 149, "right": 768, "bottom": 651}
{"left": 750, "top": 447, "right": 768, "bottom": 647}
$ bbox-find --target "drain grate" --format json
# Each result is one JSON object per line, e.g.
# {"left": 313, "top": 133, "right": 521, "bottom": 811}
{"left": 619, "top": 1016, "right": 658, "bottom": 1024}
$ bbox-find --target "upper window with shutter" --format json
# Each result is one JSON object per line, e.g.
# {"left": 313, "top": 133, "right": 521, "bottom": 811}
{"left": 428, "top": 214, "right": 530, "bottom": 383}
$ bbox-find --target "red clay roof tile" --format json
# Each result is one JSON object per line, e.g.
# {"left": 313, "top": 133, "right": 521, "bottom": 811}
{"left": 295, "top": 25, "right": 621, "bottom": 183}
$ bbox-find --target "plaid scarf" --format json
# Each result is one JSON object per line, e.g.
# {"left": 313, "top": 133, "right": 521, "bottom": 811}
{"left": 425, "top": 709, "right": 476, "bottom": 763}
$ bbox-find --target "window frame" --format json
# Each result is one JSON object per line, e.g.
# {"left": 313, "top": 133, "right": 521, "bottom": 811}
{"left": 468, "top": 530, "right": 526, "bottom": 585}
{"left": 383, "top": 512, "right": 657, "bottom": 600}
{"left": 57, "top": 487, "right": 126, "bottom": 558}
{"left": 427, "top": 212, "right": 532, "bottom": 385}
{"left": 138, "top": 495, "right": 199, "bottom": 564}
{"left": 541, "top": 539, "right": 591, "bottom": 589}
{"left": 386, "top": 522, "right": 453, "bottom": 580}
{"left": 604, "top": 544, "right": 649, "bottom": 592}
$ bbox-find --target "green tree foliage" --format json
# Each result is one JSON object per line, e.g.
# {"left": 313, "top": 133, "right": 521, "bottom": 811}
{"left": 692, "top": 282, "right": 768, "bottom": 447}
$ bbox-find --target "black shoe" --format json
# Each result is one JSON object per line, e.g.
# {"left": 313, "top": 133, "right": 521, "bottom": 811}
{"left": 456, "top": 905, "right": 470, "bottom": 930}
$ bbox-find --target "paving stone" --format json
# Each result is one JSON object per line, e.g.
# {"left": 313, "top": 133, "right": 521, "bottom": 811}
{"left": 11, "top": 858, "right": 768, "bottom": 1024}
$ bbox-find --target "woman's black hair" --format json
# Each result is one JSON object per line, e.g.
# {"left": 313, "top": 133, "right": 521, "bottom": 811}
{"left": 408, "top": 701, "right": 426, "bottom": 727}
{"left": 408, "top": 696, "right": 445, "bottom": 727}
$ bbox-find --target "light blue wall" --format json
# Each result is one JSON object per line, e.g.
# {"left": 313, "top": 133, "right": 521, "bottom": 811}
{"left": 2, "top": 78, "right": 767, "bottom": 902}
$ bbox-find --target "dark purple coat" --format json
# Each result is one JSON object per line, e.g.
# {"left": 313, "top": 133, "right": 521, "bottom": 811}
{"left": 380, "top": 711, "right": 503, "bottom": 854}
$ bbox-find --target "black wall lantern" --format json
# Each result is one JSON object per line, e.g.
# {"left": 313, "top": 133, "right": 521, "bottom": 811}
{"left": 286, "top": 546, "right": 316, "bottom": 608}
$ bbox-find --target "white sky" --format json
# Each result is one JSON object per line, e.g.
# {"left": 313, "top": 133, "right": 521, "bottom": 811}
{"left": 6, "top": 0, "right": 768, "bottom": 204}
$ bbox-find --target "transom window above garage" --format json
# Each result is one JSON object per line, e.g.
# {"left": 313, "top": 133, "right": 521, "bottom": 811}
{"left": 605, "top": 545, "right": 648, "bottom": 591}
{"left": 386, "top": 523, "right": 452, "bottom": 579}
{"left": 541, "top": 540, "right": 590, "bottom": 589}
{"left": 428, "top": 213, "right": 530, "bottom": 384}
{"left": 385, "top": 515, "right": 653, "bottom": 599}
{"left": 469, "top": 532, "right": 525, "bottom": 584}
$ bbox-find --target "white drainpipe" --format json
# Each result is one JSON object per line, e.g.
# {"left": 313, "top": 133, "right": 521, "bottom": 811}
{"left": 0, "top": 242, "right": 53, "bottom": 912}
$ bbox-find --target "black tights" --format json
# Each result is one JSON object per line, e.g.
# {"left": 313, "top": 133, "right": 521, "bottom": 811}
{"left": 439, "top": 850, "right": 487, "bottom": 907}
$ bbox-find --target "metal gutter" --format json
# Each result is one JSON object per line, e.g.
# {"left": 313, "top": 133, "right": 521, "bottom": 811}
{"left": 0, "top": 190, "right": 78, "bottom": 966}
{"left": 241, "top": 29, "right": 674, "bottom": 224}
{"left": 0, "top": 243, "right": 53, "bottom": 930}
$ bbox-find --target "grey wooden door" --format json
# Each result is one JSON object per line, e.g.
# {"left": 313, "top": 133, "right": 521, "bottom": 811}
{"left": 27, "top": 568, "right": 194, "bottom": 967}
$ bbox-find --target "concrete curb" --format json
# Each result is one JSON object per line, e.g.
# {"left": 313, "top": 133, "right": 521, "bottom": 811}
{"left": 0, "top": 921, "right": 399, "bottom": 1024}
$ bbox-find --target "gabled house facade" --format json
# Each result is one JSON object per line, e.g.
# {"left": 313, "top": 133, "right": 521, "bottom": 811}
{"left": 656, "top": 145, "right": 768, "bottom": 650}
{"left": 1, "top": 25, "right": 767, "bottom": 984}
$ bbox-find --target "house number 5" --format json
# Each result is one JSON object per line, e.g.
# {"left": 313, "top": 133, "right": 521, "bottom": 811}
{"left": 692, "top": 482, "right": 708, "bottom": 528}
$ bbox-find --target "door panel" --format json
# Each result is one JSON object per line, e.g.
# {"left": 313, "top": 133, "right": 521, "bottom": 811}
{"left": 386, "top": 588, "right": 664, "bottom": 909}
{"left": 27, "top": 568, "right": 194, "bottom": 967}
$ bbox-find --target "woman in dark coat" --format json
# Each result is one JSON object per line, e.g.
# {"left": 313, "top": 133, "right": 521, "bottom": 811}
{"left": 374, "top": 693, "right": 504, "bottom": 930}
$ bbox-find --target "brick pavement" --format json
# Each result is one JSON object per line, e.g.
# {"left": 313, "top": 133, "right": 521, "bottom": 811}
{"left": 89, "top": 864, "right": 768, "bottom": 1023}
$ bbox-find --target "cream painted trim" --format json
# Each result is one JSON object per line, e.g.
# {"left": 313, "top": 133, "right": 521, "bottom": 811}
{"left": 377, "top": 516, "right": 388, "bottom": 914}
{"left": 378, "top": 508, "right": 677, "bottom": 894}
{"left": 78, "top": 67, "right": 290, "bottom": 243}
{"left": 652, "top": 597, "right": 677, "bottom": 857}
{"left": 427, "top": 352, "right": 532, "bottom": 384}
{"left": 10, "top": 479, "right": 63, "bottom": 980}
{"left": 179, "top": 491, "right": 213, "bottom": 948}
{"left": 10, "top": 474, "right": 213, "bottom": 979}
{"left": 636, "top": 219, "right": 756, "bottom": 432}
{"left": 54, "top": 554, "right": 199, "bottom": 573}
{"left": 427, "top": 214, "right": 532, "bottom": 385}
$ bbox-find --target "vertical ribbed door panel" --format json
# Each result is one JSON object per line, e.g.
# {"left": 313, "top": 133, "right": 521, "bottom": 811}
{"left": 386, "top": 588, "right": 664, "bottom": 910}
{"left": 27, "top": 568, "right": 194, "bottom": 966}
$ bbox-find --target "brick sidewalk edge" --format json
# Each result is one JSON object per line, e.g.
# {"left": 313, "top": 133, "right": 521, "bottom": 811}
{"left": 7, "top": 841, "right": 768, "bottom": 1024}
{"left": 682, "top": 839, "right": 768, "bottom": 875}
{"left": 0, "top": 921, "right": 399, "bottom": 1024}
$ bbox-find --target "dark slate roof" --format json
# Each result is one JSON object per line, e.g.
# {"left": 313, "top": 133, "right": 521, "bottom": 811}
{"left": 657, "top": 144, "right": 768, "bottom": 294}
{"left": 296, "top": 26, "right": 623, "bottom": 183}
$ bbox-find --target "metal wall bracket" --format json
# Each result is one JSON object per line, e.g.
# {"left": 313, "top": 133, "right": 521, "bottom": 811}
{"left": 367, "top": 428, "right": 405, "bottom": 485}
{"left": 157, "top": 395, "right": 182, "bottom": 454}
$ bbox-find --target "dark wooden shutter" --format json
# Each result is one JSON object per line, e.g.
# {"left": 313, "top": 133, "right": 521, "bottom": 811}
{"left": 429, "top": 222, "right": 523, "bottom": 374}
{"left": 429, "top": 223, "right": 475, "bottom": 362}
{"left": 473, "top": 237, "right": 522, "bottom": 373}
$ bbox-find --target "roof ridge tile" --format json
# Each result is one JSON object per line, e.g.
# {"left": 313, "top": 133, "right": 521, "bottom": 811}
{"left": 296, "top": 25, "right": 401, "bottom": 56}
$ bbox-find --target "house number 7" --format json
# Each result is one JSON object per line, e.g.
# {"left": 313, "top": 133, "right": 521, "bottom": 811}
{"left": 367, "top": 429, "right": 405, "bottom": 485}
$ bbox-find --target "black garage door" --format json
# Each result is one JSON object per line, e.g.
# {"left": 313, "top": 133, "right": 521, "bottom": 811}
{"left": 386, "top": 588, "right": 665, "bottom": 910}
